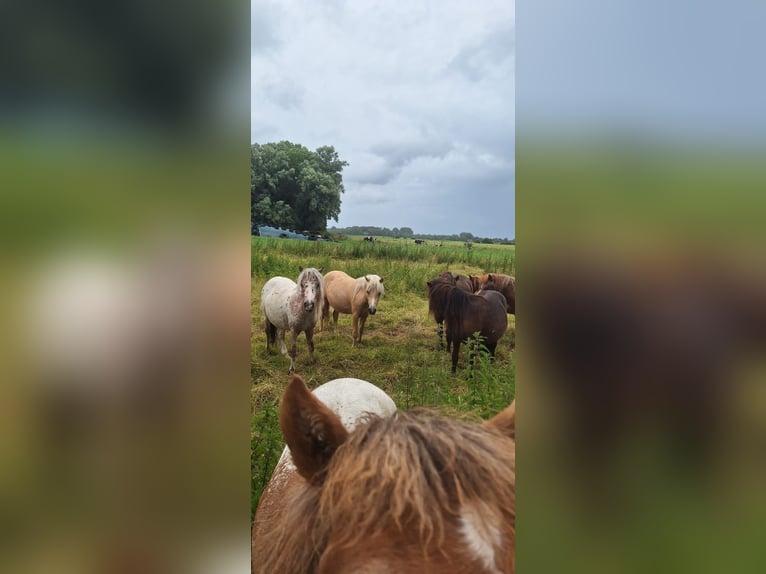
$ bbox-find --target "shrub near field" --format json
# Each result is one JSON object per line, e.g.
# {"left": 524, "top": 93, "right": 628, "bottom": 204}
{"left": 251, "top": 236, "right": 516, "bottom": 517}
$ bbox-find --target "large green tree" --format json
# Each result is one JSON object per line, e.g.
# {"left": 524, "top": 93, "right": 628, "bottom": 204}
{"left": 251, "top": 141, "right": 348, "bottom": 232}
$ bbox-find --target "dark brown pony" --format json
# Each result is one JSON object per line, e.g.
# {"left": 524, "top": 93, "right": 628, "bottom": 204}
{"left": 470, "top": 273, "right": 516, "bottom": 314}
{"left": 427, "top": 275, "right": 508, "bottom": 373}
{"left": 428, "top": 271, "right": 474, "bottom": 351}
{"left": 252, "top": 375, "right": 515, "bottom": 574}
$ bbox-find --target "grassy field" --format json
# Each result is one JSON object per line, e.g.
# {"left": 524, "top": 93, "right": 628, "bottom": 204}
{"left": 251, "top": 235, "right": 516, "bottom": 517}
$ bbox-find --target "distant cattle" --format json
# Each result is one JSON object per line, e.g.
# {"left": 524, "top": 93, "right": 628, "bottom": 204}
{"left": 414, "top": 239, "right": 426, "bottom": 245}
{"left": 364, "top": 236, "right": 376, "bottom": 243}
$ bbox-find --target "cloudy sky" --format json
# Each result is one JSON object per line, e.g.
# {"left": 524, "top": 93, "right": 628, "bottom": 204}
{"left": 251, "top": 0, "right": 515, "bottom": 239}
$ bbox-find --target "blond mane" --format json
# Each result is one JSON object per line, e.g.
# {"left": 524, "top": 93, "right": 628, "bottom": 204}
{"left": 352, "top": 274, "right": 384, "bottom": 302}
{"left": 253, "top": 409, "right": 515, "bottom": 573}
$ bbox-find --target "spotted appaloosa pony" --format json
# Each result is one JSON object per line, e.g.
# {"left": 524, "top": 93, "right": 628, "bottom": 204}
{"left": 428, "top": 271, "right": 474, "bottom": 351}
{"left": 470, "top": 274, "right": 516, "bottom": 314}
{"left": 252, "top": 375, "right": 515, "bottom": 574}
{"left": 261, "top": 267, "right": 324, "bottom": 373}
{"left": 322, "top": 270, "right": 385, "bottom": 346}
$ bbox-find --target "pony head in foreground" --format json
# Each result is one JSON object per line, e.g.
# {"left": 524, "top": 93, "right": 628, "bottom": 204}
{"left": 261, "top": 266, "right": 324, "bottom": 373}
{"left": 252, "top": 375, "right": 515, "bottom": 574}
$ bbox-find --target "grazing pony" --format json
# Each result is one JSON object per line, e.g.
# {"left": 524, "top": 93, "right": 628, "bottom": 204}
{"left": 428, "top": 272, "right": 474, "bottom": 351}
{"left": 322, "top": 271, "right": 385, "bottom": 346}
{"left": 261, "top": 267, "right": 324, "bottom": 373}
{"left": 252, "top": 375, "right": 515, "bottom": 574}
{"left": 428, "top": 276, "right": 508, "bottom": 372}
{"left": 471, "top": 274, "right": 516, "bottom": 314}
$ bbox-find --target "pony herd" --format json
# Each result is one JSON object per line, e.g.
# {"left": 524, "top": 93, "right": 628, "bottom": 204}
{"left": 261, "top": 267, "right": 515, "bottom": 374}
{"left": 256, "top": 267, "right": 517, "bottom": 573}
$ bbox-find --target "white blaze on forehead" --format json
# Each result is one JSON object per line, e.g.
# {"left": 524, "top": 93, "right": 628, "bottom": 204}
{"left": 280, "top": 378, "right": 397, "bottom": 470}
{"left": 460, "top": 502, "right": 503, "bottom": 574}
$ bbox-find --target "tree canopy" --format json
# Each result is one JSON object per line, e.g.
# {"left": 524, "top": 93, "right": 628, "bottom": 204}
{"left": 251, "top": 141, "right": 348, "bottom": 233}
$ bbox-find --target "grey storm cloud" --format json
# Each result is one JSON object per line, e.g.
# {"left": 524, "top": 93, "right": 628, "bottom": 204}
{"left": 369, "top": 139, "right": 454, "bottom": 169}
{"left": 261, "top": 80, "right": 304, "bottom": 110}
{"left": 445, "top": 26, "right": 515, "bottom": 82}
{"left": 251, "top": 0, "right": 515, "bottom": 238}
{"left": 251, "top": 8, "right": 282, "bottom": 54}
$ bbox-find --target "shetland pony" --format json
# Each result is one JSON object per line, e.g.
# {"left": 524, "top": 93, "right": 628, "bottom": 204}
{"left": 470, "top": 274, "right": 516, "bottom": 314}
{"left": 428, "top": 271, "right": 474, "bottom": 351}
{"left": 261, "top": 267, "right": 324, "bottom": 373}
{"left": 322, "top": 271, "right": 385, "bottom": 346}
{"left": 252, "top": 375, "right": 515, "bottom": 574}
{"left": 428, "top": 276, "right": 508, "bottom": 372}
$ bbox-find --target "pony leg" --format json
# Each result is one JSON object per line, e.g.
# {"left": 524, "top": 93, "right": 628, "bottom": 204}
{"left": 437, "top": 322, "right": 445, "bottom": 350}
{"left": 321, "top": 299, "right": 330, "bottom": 331}
{"left": 451, "top": 339, "right": 461, "bottom": 373}
{"left": 332, "top": 309, "right": 340, "bottom": 331}
{"left": 352, "top": 314, "right": 359, "bottom": 346}
{"left": 264, "top": 320, "right": 273, "bottom": 354}
{"left": 277, "top": 329, "right": 288, "bottom": 357}
{"left": 305, "top": 328, "right": 316, "bottom": 364}
{"left": 358, "top": 315, "right": 367, "bottom": 344}
{"left": 287, "top": 330, "right": 297, "bottom": 374}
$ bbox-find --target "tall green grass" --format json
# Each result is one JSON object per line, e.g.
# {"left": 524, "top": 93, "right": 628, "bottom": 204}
{"left": 251, "top": 236, "right": 516, "bottom": 517}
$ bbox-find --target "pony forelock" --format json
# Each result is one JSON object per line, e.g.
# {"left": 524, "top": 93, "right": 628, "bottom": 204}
{"left": 318, "top": 410, "right": 515, "bottom": 555}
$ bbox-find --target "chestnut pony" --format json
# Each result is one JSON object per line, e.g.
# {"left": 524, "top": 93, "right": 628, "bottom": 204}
{"left": 428, "top": 274, "right": 508, "bottom": 372}
{"left": 261, "top": 267, "right": 324, "bottom": 373}
{"left": 252, "top": 375, "right": 515, "bottom": 574}
{"left": 470, "top": 274, "right": 516, "bottom": 314}
{"left": 322, "top": 270, "right": 385, "bottom": 346}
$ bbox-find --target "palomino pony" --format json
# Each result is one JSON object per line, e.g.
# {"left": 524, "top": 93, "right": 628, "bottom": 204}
{"left": 322, "top": 270, "right": 385, "bottom": 346}
{"left": 261, "top": 267, "right": 324, "bottom": 373}
{"left": 470, "top": 274, "right": 516, "bottom": 314}
{"left": 427, "top": 275, "right": 508, "bottom": 373}
{"left": 252, "top": 375, "right": 515, "bottom": 574}
{"left": 428, "top": 271, "right": 474, "bottom": 351}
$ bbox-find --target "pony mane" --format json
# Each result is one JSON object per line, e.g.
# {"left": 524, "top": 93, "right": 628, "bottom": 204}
{"left": 428, "top": 278, "right": 475, "bottom": 338}
{"left": 485, "top": 274, "right": 515, "bottom": 292}
{"left": 427, "top": 276, "right": 455, "bottom": 318}
{"left": 254, "top": 410, "right": 514, "bottom": 573}
{"left": 322, "top": 410, "right": 514, "bottom": 556}
{"left": 297, "top": 267, "right": 325, "bottom": 325}
{"left": 352, "top": 274, "right": 384, "bottom": 301}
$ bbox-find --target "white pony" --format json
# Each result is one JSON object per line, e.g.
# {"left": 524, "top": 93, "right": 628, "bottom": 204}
{"left": 261, "top": 267, "right": 324, "bottom": 373}
{"left": 322, "top": 270, "right": 385, "bottom": 346}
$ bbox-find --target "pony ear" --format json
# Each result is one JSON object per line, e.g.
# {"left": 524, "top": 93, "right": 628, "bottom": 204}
{"left": 485, "top": 400, "right": 515, "bottom": 439}
{"left": 379, "top": 277, "right": 384, "bottom": 283}
{"left": 299, "top": 266, "right": 304, "bottom": 272}
{"left": 280, "top": 375, "right": 349, "bottom": 485}
{"left": 426, "top": 281, "right": 432, "bottom": 287}
{"left": 488, "top": 274, "right": 494, "bottom": 281}
{"left": 318, "top": 267, "right": 324, "bottom": 273}
{"left": 365, "top": 275, "right": 370, "bottom": 282}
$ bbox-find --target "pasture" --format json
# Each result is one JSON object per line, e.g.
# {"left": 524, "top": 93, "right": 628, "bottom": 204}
{"left": 251, "top": 235, "right": 516, "bottom": 517}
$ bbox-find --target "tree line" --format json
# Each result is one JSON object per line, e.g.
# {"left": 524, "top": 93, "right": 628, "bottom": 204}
{"left": 328, "top": 225, "right": 515, "bottom": 245}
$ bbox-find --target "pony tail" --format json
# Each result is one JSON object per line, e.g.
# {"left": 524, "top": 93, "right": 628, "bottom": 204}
{"left": 446, "top": 288, "right": 466, "bottom": 341}
{"left": 315, "top": 273, "right": 326, "bottom": 326}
